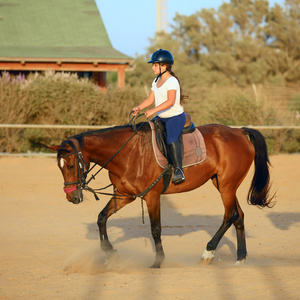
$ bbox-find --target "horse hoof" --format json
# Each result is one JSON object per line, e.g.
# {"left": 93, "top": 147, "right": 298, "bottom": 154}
{"left": 200, "top": 249, "right": 215, "bottom": 266}
{"left": 150, "top": 263, "right": 161, "bottom": 269}
{"left": 235, "top": 259, "right": 246, "bottom": 266}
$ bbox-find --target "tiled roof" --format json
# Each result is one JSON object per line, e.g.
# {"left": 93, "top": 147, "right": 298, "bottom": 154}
{"left": 0, "top": 0, "right": 131, "bottom": 61}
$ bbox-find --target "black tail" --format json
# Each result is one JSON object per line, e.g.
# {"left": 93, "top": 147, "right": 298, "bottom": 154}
{"left": 242, "top": 127, "right": 275, "bottom": 208}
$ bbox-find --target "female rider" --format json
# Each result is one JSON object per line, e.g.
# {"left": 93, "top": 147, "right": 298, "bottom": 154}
{"left": 132, "top": 49, "right": 187, "bottom": 184}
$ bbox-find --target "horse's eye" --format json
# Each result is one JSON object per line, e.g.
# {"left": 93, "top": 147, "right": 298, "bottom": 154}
{"left": 70, "top": 165, "right": 75, "bottom": 170}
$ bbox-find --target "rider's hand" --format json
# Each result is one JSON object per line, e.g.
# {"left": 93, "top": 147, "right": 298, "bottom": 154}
{"left": 145, "top": 109, "right": 155, "bottom": 119}
{"left": 132, "top": 107, "right": 141, "bottom": 116}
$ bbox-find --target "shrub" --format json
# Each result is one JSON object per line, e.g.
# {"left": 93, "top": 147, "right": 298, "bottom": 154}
{"left": 0, "top": 71, "right": 299, "bottom": 154}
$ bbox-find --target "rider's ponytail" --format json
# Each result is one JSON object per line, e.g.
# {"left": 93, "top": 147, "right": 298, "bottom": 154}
{"left": 166, "top": 64, "right": 189, "bottom": 105}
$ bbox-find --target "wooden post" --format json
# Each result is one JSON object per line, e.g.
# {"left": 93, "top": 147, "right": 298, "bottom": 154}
{"left": 117, "top": 65, "right": 126, "bottom": 88}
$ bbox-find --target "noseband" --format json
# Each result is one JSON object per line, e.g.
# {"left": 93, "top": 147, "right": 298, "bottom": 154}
{"left": 59, "top": 140, "right": 89, "bottom": 194}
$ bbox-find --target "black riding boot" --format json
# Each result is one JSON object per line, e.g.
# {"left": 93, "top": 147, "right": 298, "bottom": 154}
{"left": 168, "top": 141, "right": 185, "bottom": 184}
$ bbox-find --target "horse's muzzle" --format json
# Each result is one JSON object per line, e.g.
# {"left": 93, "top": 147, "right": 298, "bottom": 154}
{"left": 70, "top": 194, "right": 83, "bottom": 204}
{"left": 64, "top": 187, "right": 83, "bottom": 204}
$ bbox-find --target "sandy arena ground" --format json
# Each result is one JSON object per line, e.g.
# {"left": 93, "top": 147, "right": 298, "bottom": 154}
{"left": 0, "top": 154, "right": 299, "bottom": 300}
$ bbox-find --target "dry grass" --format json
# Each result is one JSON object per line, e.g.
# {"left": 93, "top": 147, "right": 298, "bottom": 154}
{"left": 0, "top": 71, "right": 299, "bottom": 153}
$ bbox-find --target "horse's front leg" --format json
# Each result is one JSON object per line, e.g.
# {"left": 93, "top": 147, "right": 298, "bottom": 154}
{"left": 146, "top": 194, "right": 165, "bottom": 268}
{"left": 97, "top": 194, "right": 134, "bottom": 260}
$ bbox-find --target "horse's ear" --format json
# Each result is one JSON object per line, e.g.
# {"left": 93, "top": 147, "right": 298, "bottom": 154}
{"left": 47, "top": 145, "right": 60, "bottom": 152}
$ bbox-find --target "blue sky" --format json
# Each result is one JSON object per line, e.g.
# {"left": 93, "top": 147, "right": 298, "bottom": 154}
{"left": 95, "top": 0, "right": 285, "bottom": 57}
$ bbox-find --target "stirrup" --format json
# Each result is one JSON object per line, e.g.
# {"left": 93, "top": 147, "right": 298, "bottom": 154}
{"left": 172, "top": 168, "right": 185, "bottom": 184}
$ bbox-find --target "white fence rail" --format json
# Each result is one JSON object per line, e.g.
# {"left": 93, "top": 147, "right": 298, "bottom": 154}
{"left": 1, "top": 124, "right": 299, "bottom": 156}
{"left": 0, "top": 124, "right": 109, "bottom": 129}
{"left": 0, "top": 124, "right": 299, "bottom": 130}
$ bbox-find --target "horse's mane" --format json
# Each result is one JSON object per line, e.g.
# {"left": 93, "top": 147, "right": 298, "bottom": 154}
{"left": 59, "top": 122, "right": 150, "bottom": 154}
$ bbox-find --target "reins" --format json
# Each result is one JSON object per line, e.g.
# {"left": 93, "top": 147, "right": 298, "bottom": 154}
{"left": 62, "top": 113, "right": 171, "bottom": 223}
{"left": 84, "top": 112, "right": 145, "bottom": 187}
{"left": 87, "top": 163, "right": 172, "bottom": 223}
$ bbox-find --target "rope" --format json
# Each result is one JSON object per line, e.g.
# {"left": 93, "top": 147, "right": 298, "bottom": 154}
{"left": 113, "top": 186, "right": 117, "bottom": 213}
{"left": 141, "top": 197, "right": 145, "bottom": 224}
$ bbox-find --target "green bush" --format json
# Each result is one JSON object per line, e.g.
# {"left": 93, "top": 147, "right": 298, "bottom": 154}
{"left": 206, "top": 92, "right": 278, "bottom": 126}
{"left": 0, "top": 71, "right": 144, "bottom": 152}
{"left": 0, "top": 71, "right": 299, "bottom": 154}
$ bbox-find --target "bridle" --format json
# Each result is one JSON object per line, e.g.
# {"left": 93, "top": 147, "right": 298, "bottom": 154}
{"left": 60, "top": 140, "right": 89, "bottom": 194}
{"left": 59, "top": 113, "right": 145, "bottom": 197}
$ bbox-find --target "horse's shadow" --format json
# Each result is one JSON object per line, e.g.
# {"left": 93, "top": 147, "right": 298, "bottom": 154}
{"left": 267, "top": 212, "right": 300, "bottom": 230}
{"left": 83, "top": 197, "right": 239, "bottom": 257}
{"left": 83, "top": 197, "right": 300, "bottom": 258}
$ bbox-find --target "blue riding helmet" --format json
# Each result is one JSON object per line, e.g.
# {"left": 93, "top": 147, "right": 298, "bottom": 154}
{"left": 148, "top": 49, "right": 174, "bottom": 65}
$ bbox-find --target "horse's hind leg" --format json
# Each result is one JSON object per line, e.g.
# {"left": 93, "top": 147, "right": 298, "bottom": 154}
{"left": 234, "top": 197, "right": 247, "bottom": 264}
{"left": 97, "top": 194, "right": 134, "bottom": 260}
{"left": 201, "top": 191, "right": 239, "bottom": 265}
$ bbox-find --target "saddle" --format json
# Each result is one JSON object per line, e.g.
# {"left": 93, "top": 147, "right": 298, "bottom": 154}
{"left": 148, "top": 114, "right": 206, "bottom": 194}
{"left": 152, "top": 113, "right": 196, "bottom": 163}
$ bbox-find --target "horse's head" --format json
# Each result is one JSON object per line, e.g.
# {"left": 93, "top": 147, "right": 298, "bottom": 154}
{"left": 48, "top": 138, "right": 89, "bottom": 204}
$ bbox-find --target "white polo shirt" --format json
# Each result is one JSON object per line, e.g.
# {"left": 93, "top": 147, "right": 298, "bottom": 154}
{"left": 151, "top": 76, "right": 184, "bottom": 118}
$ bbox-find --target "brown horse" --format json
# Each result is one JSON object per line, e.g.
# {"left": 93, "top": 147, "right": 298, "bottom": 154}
{"left": 49, "top": 122, "right": 274, "bottom": 268}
